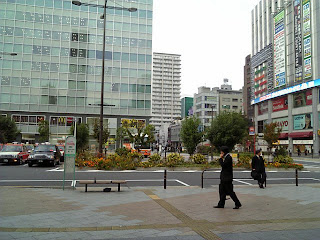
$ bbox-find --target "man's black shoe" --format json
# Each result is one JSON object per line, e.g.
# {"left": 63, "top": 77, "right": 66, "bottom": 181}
{"left": 259, "top": 184, "right": 264, "bottom": 189}
{"left": 233, "top": 204, "right": 242, "bottom": 209}
{"left": 213, "top": 205, "right": 224, "bottom": 208}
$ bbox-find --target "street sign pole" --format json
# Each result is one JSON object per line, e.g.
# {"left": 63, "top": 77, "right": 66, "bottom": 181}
{"left": 249, "top": 127, "right": 255, "bottom": 154}
{"left": 63, "top": 136, "right": 76, "bottom": 190}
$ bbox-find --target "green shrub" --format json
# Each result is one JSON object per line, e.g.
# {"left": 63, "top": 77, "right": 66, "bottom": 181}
{"left": 197, "top": 145, "right": 214, "bottom": 155}
{"left": 115, "top": 147, "right": 130, "bottom": 156}
{"left": 275, "top": 146, "right": 288, "bottom": 157}
{"left": 273, "top": 155, "right": 293, "bottom": 164}
{"left": 190, "top": 153, "right": 208, "bottom": 164}
{"left": 166, "top": 153, "right": 184, "bottom": 167}
{"left": 236, "top": 155, "right": 251, "bottom": 168}
{"left": 148, "top": 153, "right": 162, "bottom": 165}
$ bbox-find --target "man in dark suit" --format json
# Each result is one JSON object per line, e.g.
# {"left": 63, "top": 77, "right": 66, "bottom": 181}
{"left": 251, "top": 149, "right": 266, "bottom": 188}
{"left": 214, "top": 146, "right": 242, "bottom": 209}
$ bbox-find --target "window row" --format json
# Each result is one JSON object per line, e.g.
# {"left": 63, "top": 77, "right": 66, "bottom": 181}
{"left": 1, "top": 4, "right": 152, "bottom": 21}
{"left": 0, "top": 76, "right": 151, "bottom": 93}
{"left": 0, "top": 61, "right": 152, "bottom": 78}
{"left": 0, "top": 94, "right": 151, "bottom": 109}
{"left": 0, "top": 27, "right": 153, "bottom": 46}
{"left": 11, "top": 115, "right": 45, "bottom": 125}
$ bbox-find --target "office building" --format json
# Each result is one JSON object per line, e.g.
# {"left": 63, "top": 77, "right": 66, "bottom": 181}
{"left": 251, "top": 0, "right": 320, "bottom": 154}
{"left": 193, "top": 86, "right": 219, "bottom": 129}
{"left": 0, "top": 0, "right": 153, "bottom": 149}
{"left": 243, "top": 55, "right": 254, "bottom": 122}
{"left": 181, "top": 97, "right": 193, "bottom": 119}
{"left": 151, "top": 52, "right": 181, "bottom": 143}
{"left": 217, "top": 79, "right": 243, "bottom": 113}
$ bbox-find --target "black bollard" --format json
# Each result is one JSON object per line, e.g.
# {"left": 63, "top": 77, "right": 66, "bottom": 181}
{"left": 295, "top": 168, "right": 298, "bottom": 186}
{"left": 164, "top": 169, "right": 167, "bottom": 189}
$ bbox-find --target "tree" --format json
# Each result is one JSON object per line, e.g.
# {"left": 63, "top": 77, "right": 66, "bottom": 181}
{"left": 70, "top": 123, "right": 89, "bottom": 152}
{"left": 116, "top": 126, "right": 127, "bottom": 148}
{"left": 38, "top": 120, "right": 49, "bottom": 143}
{"left": 206, "top": 111, "right": 248, "bottom": 152}
{"left": 91, "top": 118, "right": 110, "bottom": 145}
{"left": 263, "top": 122, "right": 281, "bottom": 152}
{"left": 180, "top": 116, "right": 203, "bottom": 155}
{"left": 119, "top": 121, "right": 155, "bottom": 151}
{"left": 0, "top": 116, "right": 20, "bottom": 143}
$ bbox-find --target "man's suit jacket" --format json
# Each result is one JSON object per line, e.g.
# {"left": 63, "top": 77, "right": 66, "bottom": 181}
{"left": 219, "top": 153, "right": 233, "bottom": 182}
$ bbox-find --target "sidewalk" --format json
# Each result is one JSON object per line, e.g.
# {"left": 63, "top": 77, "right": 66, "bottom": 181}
{"left": 1, "top": 184, "right": 320, "bottom": 240}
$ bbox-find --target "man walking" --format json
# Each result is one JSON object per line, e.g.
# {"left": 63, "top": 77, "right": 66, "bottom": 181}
{"left": 214, "top": 146, "right": 242, "bottom": 209}
{"left": 251, "top": 149, "right": 266, "bottom": 188}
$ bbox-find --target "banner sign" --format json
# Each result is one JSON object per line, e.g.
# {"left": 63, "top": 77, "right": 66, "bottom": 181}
{"left": 294, "top": 0, "right": 303, "bottom": 82}
{"left": 258, "top": 101, "right": 268, "bottom": 115}
{"left": 272, "top": 96, "right": 288, "bottom": 112}
{"left": 251, "top": 78, "right": 320, "bottom": 105}
{"left": 273, "top": 117, "right": 289, "bottom": 131}
{"left": 293, "top": 90, "right": 312, "bottom": 107}
{"left": 63, "top": 136, "right": 76, "bottom": 189}
{"left": 303, "top": 0, "right": 312, "bottom": 80}
{"left": 293, "top": 114, "right": 313, "bottom": 130}
{"left": 274, "top": 10, "right": 286, "bottom": 88}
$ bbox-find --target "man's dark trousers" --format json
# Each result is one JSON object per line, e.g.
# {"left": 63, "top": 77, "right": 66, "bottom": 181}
{"left": 218, "top": 181, "right": 241, "bottom": 207}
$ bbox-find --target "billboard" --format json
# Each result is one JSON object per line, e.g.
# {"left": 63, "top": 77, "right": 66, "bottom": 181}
{"left": 258, "top": 101, "right": 268, "bottom": 115}
{"left": 273, "top": 117, "right": 289, "bottom": 131}
{"left": 274, "top": 10, "right": 286, "bottom": 88}
{"left": 293, "top": 90, "right": 312, "bottom": 107}
{"left": 294, "top": 0, "right": 303, "bottom": 82}
{"left": 272, "top": 96, "right": 288, "bottom": 112}
{"left": 293, "top": 114, "right": 313, "bottom": 130}
{"left": 303, "top": 0, "right": 312, "bottom": 80}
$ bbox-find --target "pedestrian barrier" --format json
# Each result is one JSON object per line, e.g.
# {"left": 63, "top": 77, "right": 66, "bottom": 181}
{"left": 201, "top": 168, "right": 301, "bottom": 188}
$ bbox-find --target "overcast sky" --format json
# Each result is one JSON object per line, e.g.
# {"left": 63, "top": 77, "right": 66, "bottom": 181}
{"left": 152, "top": 0, "right": 261, "bottom": 97}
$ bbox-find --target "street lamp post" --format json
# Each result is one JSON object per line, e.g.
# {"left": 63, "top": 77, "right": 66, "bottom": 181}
{"left": 72, "top": 1, "right": 137, "bottom": 156}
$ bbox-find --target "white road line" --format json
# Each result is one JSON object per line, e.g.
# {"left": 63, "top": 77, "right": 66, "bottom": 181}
{"left": 0, "top": 180, "right": 66, "bottom": 182}
{"left": 175, "top": 179, "right": 190, "bottom": 186}
{"left": 233, "top": 179, "right": 253, "bottom": 185}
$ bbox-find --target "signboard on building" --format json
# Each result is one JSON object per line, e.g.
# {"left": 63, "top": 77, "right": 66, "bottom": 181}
{"left": 272, "top": 96, "right": 288, "bottom": 112}
{"left": 274, "top": 10, "right": 286, "bottom": 88}
{"left": 303, "top": 0, "right": 312, "bottom": 80}
{"left": 251, "top": 78, "right": 320, "bottom": 105}
{"left": 293, "top": 90, "right": 312, "bottom": 107}
{"left": 293, "top": 114, "right": 313, "bottom": 130}
{"left": 249, "top": 127, "right": 255, "bottom": 136}
{"left": 258, "top": 101, "right": 268, "bottom": 115}
{"left": 294, "top": 0, "right": 303, "bottom": 82}
{"left": 273, "top": 117, "right": 289, "bottom": 131}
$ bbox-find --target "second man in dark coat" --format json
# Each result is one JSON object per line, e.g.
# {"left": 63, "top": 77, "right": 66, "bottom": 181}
{"left": 251, "top": 149, "right": 266, "bottom": 188}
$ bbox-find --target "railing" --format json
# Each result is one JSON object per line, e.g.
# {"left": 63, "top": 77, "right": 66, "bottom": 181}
{"left": 201, "top": 168, "right": 300, "bottom": 188}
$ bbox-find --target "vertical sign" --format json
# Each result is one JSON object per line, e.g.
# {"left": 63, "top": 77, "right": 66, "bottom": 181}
{"left": 294, "top": 0, "right": 302, "bottom": 82}
{"left": 303, "top": 0, "right": 312, "bottom": 79}
{"left": 274, "top": 10, "right": 286, "bottom": 88}
{"left": 63, "top": 136, "right": 76, "bottom": 190}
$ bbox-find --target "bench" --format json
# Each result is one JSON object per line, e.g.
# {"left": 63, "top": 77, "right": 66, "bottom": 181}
{"left": 78, "top": 180, "right": 127, "bottom": 192}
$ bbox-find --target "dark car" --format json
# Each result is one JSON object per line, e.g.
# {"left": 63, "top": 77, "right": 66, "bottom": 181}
{"left": 0, "top": 144, "right": 29, "bottom": 165}
{"left": 27, "top": 144, "right": 61, "bottom": 167}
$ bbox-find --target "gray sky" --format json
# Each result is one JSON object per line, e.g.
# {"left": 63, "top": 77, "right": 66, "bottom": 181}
{"left": 152, "top": 0, "right": 261, "bottom": 97}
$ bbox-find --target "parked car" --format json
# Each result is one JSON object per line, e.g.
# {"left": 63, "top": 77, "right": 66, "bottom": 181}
{"left": 25, "top": 144, "right": 34, "bottom": 154}
{"left": 57, "top": 144, "right": 65, "bottom": 162}
{"left": 0, "top": 143, "right": 29, "bottom": 165}
{"left": 27, "top": 144, "right": 61, "bottom": 167}
{"left": 0, "top": 144, "right": 3, "bottom": 151}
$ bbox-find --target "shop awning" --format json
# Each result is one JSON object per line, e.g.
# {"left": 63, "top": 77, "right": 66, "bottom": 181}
{"left": 279, "top": 133, "right": 288, "bottom": 139}
{"left": 288, "top": 131, "right": 313, "bottom": 138}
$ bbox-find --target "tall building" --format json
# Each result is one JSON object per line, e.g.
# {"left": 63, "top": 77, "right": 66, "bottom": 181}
{"left": 181, "top": 97, "right": 193, "bottom": 119}
{"left": 218, "top": 79, "right": 243, "bottom": 113}
{"left": 193, "top": 86, "right": 219, "bottom": 129}
{"left": 151, "top": 52, "right": 181, "bottom": 137}
{"left": 243, "top": 55, "right": 254, "bottom": 122}
{"left": 251, "top": 0, "right": 320, "bottom": 154}
{"left": 0, "top": 0, "right": 153, "bottom": 149}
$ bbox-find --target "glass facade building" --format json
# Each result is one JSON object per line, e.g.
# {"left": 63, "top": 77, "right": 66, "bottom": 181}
{"left": 0, "top": 0, "right": 153, "bottom": 146}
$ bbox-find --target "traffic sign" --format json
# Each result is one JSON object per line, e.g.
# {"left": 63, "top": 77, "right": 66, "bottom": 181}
{"left": 249, "top": 127, "right": 255, "bottom": 136}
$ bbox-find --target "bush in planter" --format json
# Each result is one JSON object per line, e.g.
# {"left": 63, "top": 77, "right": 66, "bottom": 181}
{"left": 197, "top": 145, "right": 213, "bottom": 155}
{"left": 236, "top": 155, "right": 251, "bottom": 168}
{"left": 273, "top": 155, "right": 293, "bottom": 164}
{"left": 190, "top": 153, "right": 208, "bottom": 164}
{"left": 148, "top": 153, "right": 162, "bottom": 165}
{"left": 115, "top": 147, "right": 130, "bottom": 156}
{"left": 166, "top": 153, "right": 184, "bottom": 167}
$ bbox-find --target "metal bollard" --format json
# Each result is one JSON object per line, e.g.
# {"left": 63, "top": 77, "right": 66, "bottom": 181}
{"left": 164, "top": 169, "right": 167, "bottom": 189}
{"left": 295, "top": 168, "right": 298, "bottom": 186}
{"left": 201, "top": 170, "right": 204, "bottom": 188}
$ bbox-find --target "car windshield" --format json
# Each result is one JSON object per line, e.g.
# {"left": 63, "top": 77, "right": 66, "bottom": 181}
{"left": 25, "top": 145, "right": 34, "bottom": 150}
{"left": 59, "top": 146, "right": 64, "bottom": 151}
{"left": 1, "top": 145, "right": 22, "bottom": 152}
{"left": 34, "top": 145, "right": 55, "bottom": 152}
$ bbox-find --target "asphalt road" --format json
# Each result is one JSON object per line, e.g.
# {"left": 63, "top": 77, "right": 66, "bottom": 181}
{"left": 0, "top": 162, "right": 319, "bottom": 188}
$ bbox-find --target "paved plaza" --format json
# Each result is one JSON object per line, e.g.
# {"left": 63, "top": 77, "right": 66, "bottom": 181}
{"left": 0, "top": 183, "right": 320, "bottom": 240}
